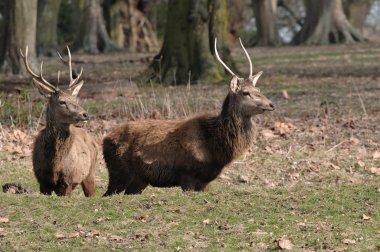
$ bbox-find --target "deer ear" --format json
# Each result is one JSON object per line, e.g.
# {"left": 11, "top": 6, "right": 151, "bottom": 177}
{"left": 250, "top": 71, "right": 263, "bottom": 86}
{"left": 33, "top": 79, "right": 55, "bottom": 98}
{"left": 229, "top": 75, "right": 240, "bottom": 93}
{"left": 70, "top": 80, "right": 84, "bottom": 97}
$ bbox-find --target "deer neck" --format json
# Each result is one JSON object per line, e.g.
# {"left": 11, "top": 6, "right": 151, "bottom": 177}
{"left": 216, "top": 95, "right": 255, "bottom": 161}
{"left": 45, "top": 111, "right": 73, "bottom": 147}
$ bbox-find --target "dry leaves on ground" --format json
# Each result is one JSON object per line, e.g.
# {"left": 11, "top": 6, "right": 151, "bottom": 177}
{"left": 0, "top": 126, "right": 33, "bottom": 158}
{"left": 342, "top": 238, "right": 356, "bottom": 245}
{"left": 369, "top": 167, "right": 380, "bottom": 176}
{"left": 0, "top": 228, "right": 6, "bottom": 237}
{"left": 278, "top": 236, "right": 294, "bottom": 250}
{"left": 0, "top": 217, "right": 9, "bottom": 223}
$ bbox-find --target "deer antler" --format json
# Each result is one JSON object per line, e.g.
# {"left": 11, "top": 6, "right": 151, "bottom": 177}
{"left": 214, "top": 38, "right": 236, "bottom": 76}
{"left": 239, "top": 38, "right": 253, "bottom": 77}
{"left": 20, "top": 46, "right": 58, "bottom": 92}
{"left": 57, "top": 46, "right": 83, "bottom": 89}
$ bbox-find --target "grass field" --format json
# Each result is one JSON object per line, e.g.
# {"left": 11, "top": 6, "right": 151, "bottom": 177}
{"left": 0, "top": 43, "right": 380, "bottom": 251}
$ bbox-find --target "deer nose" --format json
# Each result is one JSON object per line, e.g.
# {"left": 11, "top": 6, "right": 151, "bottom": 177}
{"left": 269, "top": 103, "right": 275, "bottom": 110}
{"left": 82, "top": 112, "right": 89, "bottom": 120}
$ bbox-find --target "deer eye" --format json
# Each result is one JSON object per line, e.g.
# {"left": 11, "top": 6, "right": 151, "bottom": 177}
{"left": 242, "top": 91, "right": 250, "bottom": 96}
{"left": 59, "top": 101, "right": 66, "bottom": 106}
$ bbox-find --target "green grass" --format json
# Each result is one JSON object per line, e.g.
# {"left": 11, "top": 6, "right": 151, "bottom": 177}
{"left": 0, "top": 153, "right": 379, "bottom": 251}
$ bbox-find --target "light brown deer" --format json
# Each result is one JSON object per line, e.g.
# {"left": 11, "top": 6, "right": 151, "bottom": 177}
{"left": 20, "top": 46, "right": 97, "bottom": 197}
{"left": 103, "top": 39, "right": 274, "bottom": 196}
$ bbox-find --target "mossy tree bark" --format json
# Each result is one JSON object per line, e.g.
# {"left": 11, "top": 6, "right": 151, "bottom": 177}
{"left": 252, "top": 0, "right": 281, "bottom": 46}
{"left": 37, "top": 0, "right": 61, "bottom": 56}
{"left": 292, "top": 0, "right": 364, "bottom": 45}
{"left": 1, "top": 0, "right": 38, "bottom": 74}
{"left": 148, "top": 0, "right": 233, "bottom": 85}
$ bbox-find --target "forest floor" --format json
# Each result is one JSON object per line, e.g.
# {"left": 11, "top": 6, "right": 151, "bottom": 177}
{"left": 0, "top": 43, "right": 379, "bottom": 251}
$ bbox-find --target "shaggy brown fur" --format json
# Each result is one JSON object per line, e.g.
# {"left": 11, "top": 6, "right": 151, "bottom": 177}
{"left": 103, "top": 75, "right": 274, "bottom": 195}
{"left": 32, "top": 102, "right": 97, "bottom": 196}
{"left": 21, "top": 46, "right": 97, "bottom": 197}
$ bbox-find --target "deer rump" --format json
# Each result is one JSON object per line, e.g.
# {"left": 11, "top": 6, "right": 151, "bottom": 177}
{"left": 103, "top": 116, "right": 242, "bottom": 194}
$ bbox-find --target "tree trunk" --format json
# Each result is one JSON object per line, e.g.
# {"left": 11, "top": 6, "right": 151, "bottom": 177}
{"left": 37, "top": 0, "right": 62, "bottom": 56}
{"left": 292, "top": 0, "right": 363, "bottom": 45}
{"left": 344, "top": 0, "right": 373, "bottom": 32}
{"left": 107, "top": 0, "right": 159, "bottom": 52}
{"left": 0, "top": 1, "right": 8, "bottom": 65}
{"left": 148, "top": 0, "right": 232, "bottom": 85}
{"left": 209, "top": 0, "right": 237, "bottom": 76}
{"left": 1, "top": 0, "right": 38, "bottom": 74}
{"left": 76, "top": 0, "right": 119, "bottom": 54}
{"left": 252, "top": 0, "right": 280, "bottom": 46}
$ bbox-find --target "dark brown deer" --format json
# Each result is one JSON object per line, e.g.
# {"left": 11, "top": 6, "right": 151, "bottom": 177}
{"left": 20, "top": 46, "right": 97, "bottom": 197}
{"left": 103, "top": 39, "right": 274, "bottom": 196}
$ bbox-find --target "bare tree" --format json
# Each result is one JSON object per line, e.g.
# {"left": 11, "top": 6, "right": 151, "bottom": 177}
{"left": 293, "top": 0, "right": 363, "bottom": 45}
{"left": 252, "top": 0, "right": 281, "bottom": 46}
{"left": 1, "top": 0, "right": 38, "bottom": 74}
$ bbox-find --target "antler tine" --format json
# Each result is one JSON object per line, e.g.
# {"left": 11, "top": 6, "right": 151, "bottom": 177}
{"left": 39, "top": 61, "right": 56, "bottom": 89}
{"left": 20, "top": 46, "right": 58, "bottom": 91}
{"left": 214, "top": 38, "right": 236, "bottom": 76}
{"left": 63, "top": 46, "right": 83, "bottom": 88}
{"left": 57, "top": 50, "right": 67, "bottom": 64}
{"left": 239, "top": 38, "right": 253, "bottom": 77}
{"left": 20, "top": 46, "right": 39, "bottom": 79}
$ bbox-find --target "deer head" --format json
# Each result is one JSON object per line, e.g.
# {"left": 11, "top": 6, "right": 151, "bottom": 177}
{"left": 20, "top": 46, "right": 89, "bottom": 125}
{"left": 215, "top": 38, "right": 274, "bottom": 116}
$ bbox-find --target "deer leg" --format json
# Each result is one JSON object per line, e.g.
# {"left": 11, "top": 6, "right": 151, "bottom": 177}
{"left": 54, "top": 181, "right": 72, "bottom": 196}
{"left": 125, "top": 177, "right": 148, "bottom": 195}
{"left": 81, "top": 175, "right": 96, "bottom": 197}
{"left": 39, "top": 184, "right": 52, "bottom": 195}
{"left": 180, "top": 177, "right": 208, "bottom": 192}
{"left": 103, "top": 172, "right": 132, "bottom": 196}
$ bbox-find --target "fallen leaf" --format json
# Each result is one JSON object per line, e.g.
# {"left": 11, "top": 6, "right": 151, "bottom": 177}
{"left": 109, "top": 235, "right": 123, "bottom": 241}
{"left": 219, "top": 174, "right": 231, "bottom": 180}
{"left": 55, "top": 232, "right": 80, "bottom": 239}
{"left": 261, "top": 129, "right": 276, "bottom": 139}
{"left": 328, "top": 163, "right": 340, "bottom": 170}
{"left": 86, "top": 230, "right": 101, "bottom": 237}
{"left": 369, "top": 167, "right": 380, "bottom": 176}
{"left": 202, "top": 219, "right": 210, "bottom": 225}
{"left": 356, "top": 160, "right": 365, "bottom": 168}
{"left": 238, "top": 175, "right": 249, "bottom": 183}
{"left": 282, "top": 90, "right": 290, "bottom": 99}
{"left": 251, "top": 230, "right": 268, "bottom": 237}
{"left": 372, "top": 151, "right": 380, "bottom": 159}
{"left": 0, "top": 217, "right": 9, "bottom": 223}
{"left": 377, "top": 188, "right": 380, "bottom": 193}
{"left": 278, "top": 236, "right": 294, "bottom": 250}
{"left": 342, "top": 239, "right": 356, "bottom": 245}
{"left": 0, "top": 228, "right": 6, "bottom": 237}
{"left": 94, "top": 217, "right": 111, "bottom": 224}
{"left": 349, "top": 137, "right": 360, "bottom": 145}
{"left": 362, "top": 214, "right": 371, "bottom": 220}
